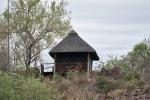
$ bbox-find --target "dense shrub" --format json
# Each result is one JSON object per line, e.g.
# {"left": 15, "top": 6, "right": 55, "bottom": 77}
{"left": 0, "top": 71, "right": 59, "bottom": 100}
{"left": 124, "top": 72, "right": 140, "bottom": 81}
{"left": 99, "top": 42, "right": 150, "bottom": 80}
{"left": 96, "top": 76, "right": 119, "bottom": 97}
{"left": 126, "top": 79, "right": 144, "bottom": 90}
{"left": 14, "top": 67, "right": 40, "bottom": 78}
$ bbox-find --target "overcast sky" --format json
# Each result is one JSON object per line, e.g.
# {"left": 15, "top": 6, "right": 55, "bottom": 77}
{"left": 68, "top": 0, "right": 150, "bottom": 61}
{"left": 1, "top": 0, "right": 150, "bottom": 62}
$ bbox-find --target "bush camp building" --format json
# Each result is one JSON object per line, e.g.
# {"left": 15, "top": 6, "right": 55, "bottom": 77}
{"left": 48, "top": 30, "right": 99, "bottom": 76}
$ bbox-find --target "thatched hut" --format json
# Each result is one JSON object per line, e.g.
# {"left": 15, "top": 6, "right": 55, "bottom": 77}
{"left": 49, "top": 30, "right": 99, "bottom": 75}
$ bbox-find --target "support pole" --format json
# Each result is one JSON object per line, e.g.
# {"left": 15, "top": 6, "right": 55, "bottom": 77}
{"left": 87, "top": 53, "right": 90, "bottom": 79}
{"left": 53, "top": 54, "right": 56, "bottom": 77}
{"left": 7, "top": 0, "right": 10, "bottom": 70}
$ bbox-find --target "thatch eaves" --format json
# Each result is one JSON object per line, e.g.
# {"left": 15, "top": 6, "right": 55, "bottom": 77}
{"left": 49, "top": 30, "right": 99, "bottom": 60}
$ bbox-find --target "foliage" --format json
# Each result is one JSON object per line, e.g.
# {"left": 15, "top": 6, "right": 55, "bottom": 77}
{"left": 126, "top": 79, "right": 144, "bottom": 90}
{"left": 96, "top": 76, "right": 118, "bottom": 94}
{"left": 0, "top": 71, "right": 59, "bottom": 100}
{"left": 50, "top": 73, "right": 98, "bottom": 100}
{"left": 100, "top": 41, "right": 150, "bottom": 80}
{"left": 0, "top": 30, "right": 9, "bottom": 70}
{"left": 0, "top": 0, "right": 71, "bottom": 69}
{"left": 126, "top": 42, "right": 150, "bottom": 74}
{"left": 14, "top": 67, "right": 40, "bottom": 78}
{"left": 95, "top": 58, "right": 105, "bottom": 71}
{"left": 53, "top": 73, "right": 63, "bottom": 81}
{"left": 123, "top": 72, "right": 140, "bottom": 81}
{"left": 66, "top": 71, "right": 80, "bottom": 79}
{"left": 46, "top": 72, "right": 148, "bottom": 100}
{"left": 105, "top": 56, "right": 122, "bottom": 69}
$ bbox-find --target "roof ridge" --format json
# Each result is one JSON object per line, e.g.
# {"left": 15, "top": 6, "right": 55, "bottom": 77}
{"left": 69, "top": 30, "right": 78, "bottom": 35}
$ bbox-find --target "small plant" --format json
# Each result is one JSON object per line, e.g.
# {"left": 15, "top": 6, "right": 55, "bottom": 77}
{"left": 96, "top": 76, "right": 118, "bottom": 99}
{"left": 107, "top": 89, "right": 123, "bottom": 98}
{"left": 53, "top": 74, "right": 63, "bottom": 81}
{"left": 126, "top": 79, "right": 144, "bottom": 90}
{"left": 66, "top": 71, "right": 79, "bottom": 80}
{"left": 124, "top": 72, "right": 140, "bottom": 81}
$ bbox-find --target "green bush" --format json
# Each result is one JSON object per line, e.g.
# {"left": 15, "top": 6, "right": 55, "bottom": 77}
{"left": 14, "top": 67, "right": 40, "bottom": 78}
{"left": 124, "top": 72, "right": 140, "bottom": 81}
{"left": 126, "top": 79, "right": 144, "bottom": 90}
{"left": 0, "top": 71, "right": 59, "bottom": 100}
{"left": 96, "top": 76, "right": 118, "bottom": 94}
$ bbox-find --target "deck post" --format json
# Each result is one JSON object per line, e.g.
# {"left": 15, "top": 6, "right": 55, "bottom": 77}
{"left": 53, "top": 54, "right": 56, "bottom": 77}
{"left": 87, "top": 53, "right": 90, "bottom": 79}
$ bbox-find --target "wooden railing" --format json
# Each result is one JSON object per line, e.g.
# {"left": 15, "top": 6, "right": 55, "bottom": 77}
{"left": 40, "top": 63, "right": 54, "bottom": 74}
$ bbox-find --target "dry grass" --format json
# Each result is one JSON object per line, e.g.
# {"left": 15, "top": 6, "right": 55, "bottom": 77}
{"left": 44, "top": 73, "right": 99, "bottom": 100}
{"left": 42, "top": 72, "right": 149, "bottom": 100}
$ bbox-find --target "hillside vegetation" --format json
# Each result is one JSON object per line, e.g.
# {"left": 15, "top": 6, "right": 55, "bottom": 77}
{"left": 0, "top": 41, "right": 150, "bottom": 100}
{"left": 0, "top": 72, "right": 59, "bottom": 100}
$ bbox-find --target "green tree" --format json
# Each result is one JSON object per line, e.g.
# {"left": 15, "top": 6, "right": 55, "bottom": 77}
{"left": 0, "top": 23, "right": 9, "bottom": 70}
{"left": 1, "top": 0, "right": 71, "bottom": 70}
{"left": 105, "top": 56, "right": 121, "bottom": 69}
{"left": 127, "top": 42, "right": 150, "bottom": 74}
{"left": 102, "top": 41, "right": 150, "bottom": 80}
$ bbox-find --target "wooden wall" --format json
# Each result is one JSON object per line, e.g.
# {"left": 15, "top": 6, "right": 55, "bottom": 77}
{"left": 55, "top": 53, "right": 91, "bottom": 73}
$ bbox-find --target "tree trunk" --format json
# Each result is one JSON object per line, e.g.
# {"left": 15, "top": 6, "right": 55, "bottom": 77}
{"left": 25, "top": 47, "right": 32, "bottom": 71}
{"left": 34, "top": 58, "right": 37, "bottom": 68}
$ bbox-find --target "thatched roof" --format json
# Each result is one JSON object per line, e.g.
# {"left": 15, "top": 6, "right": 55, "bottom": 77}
{"left": 49, "top": 30, "right": 99, "bottom": 60}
